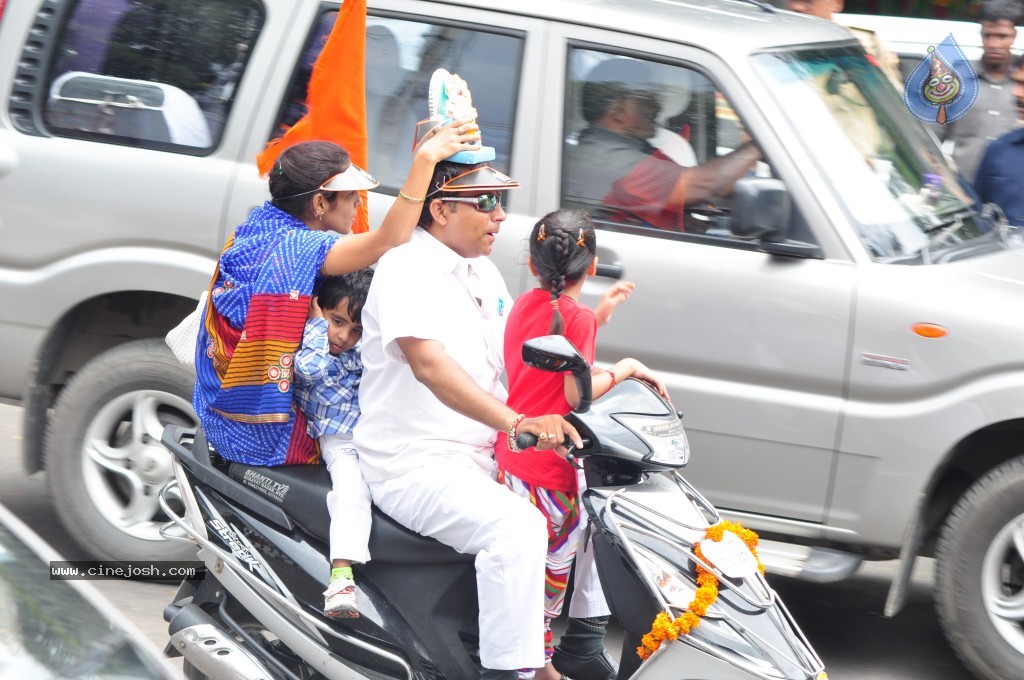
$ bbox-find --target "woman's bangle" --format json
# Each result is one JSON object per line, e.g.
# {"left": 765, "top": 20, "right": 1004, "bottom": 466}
{"left": 507, "top": 413, "right": 526, "bottom": 453}
{"left": 398, "top": 190, "right": 426, "bottom": 204}
{"left": 608, "top": 370, "right": 618, "bottom": 389}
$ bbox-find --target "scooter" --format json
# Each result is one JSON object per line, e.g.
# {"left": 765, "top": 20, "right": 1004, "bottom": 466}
{"left": 159, "top": 335, "right": 828, "bottom": 680}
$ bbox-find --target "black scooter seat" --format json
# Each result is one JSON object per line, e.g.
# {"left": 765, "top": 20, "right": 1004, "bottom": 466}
{"left": 227, "top": 462, "right": 472, "bottom": 565}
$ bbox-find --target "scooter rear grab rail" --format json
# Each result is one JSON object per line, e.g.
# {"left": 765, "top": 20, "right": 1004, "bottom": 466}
{"left": 157, "top": 477, "right": 416, "bottom": 680}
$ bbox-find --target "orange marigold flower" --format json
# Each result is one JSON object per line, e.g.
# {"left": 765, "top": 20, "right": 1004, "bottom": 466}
{"left": 705, "top": 524, "right": 725, "bottom": 542}
{"left": 721, "top": 520, "right": 759, "bottom": 550}
{"left": 651, "top": 613, "right": 675, "bottom": 639}
{"left": 691, "top": 586, "right": 716, "bottom": 616}
{"left": 637, "top": 646, "right": 651, "bottom": 661}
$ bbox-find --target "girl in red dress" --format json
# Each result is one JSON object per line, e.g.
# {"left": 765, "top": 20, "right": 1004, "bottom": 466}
{"left": 496, "top": 208, "right": 667, "bottom": 680}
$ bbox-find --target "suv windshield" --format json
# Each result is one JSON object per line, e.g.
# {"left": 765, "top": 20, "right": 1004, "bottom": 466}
{"left": 752, "top": 45, "right": 1005, "bottom": 264}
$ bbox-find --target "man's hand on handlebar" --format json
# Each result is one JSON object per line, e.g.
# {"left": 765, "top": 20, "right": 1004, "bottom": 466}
{"left": 517, "top": 415, "right": 583, "bottom": 453}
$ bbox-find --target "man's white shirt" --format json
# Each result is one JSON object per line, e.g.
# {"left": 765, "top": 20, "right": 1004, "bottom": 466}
{"left": 354, "top": 227, "right": 513, "bottom": 482}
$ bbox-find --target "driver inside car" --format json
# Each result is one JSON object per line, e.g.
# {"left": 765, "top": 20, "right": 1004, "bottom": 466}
{"left": 564, "top": 58, "right": 761, "bottom": 232}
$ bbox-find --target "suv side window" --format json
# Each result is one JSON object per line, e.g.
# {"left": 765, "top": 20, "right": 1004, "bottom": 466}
{"left": 44, "top": 0, "right": 262, "bottom": 152}
{"left": 278, "top": 12, "right": 523, "bottom": 191}
{"left": 562, "top": 47, "right": 812, "bottom": 244}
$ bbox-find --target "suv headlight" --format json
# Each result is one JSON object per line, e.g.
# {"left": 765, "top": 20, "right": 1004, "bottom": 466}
{"left": 617, "top": 414, "right": 689, "bottom": 466}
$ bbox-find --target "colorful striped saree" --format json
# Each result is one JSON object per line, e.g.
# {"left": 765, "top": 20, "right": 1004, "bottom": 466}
{"left": 193, "top": 202, "right": 339, "bottom": 466}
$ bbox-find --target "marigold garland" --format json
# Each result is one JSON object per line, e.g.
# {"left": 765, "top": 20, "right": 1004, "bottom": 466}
{"left": 637, "top": 520, "right": 765, "bottom": 661}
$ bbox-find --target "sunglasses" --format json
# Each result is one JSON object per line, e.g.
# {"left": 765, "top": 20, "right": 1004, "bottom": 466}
{"left": 439, "top": 192, "right": 504, "bottom": 213}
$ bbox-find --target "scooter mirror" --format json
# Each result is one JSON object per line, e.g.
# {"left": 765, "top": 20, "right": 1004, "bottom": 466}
{"left": 522, "top": 335, "right": 593, "bottom": 413}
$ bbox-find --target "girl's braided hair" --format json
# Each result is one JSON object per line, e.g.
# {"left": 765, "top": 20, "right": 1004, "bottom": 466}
{"left": 528, "top": 209, "right": 597, "bottom": 335}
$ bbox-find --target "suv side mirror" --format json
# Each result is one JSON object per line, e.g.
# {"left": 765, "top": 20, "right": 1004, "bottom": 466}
{"left": 731, "top": 177, "right": 790, "bottom": 241}
{"left": 731, "top": 177, "right": 822, "bottom": 258}
{"left": 521, "top": 335, "right": 593, "bottom": 413}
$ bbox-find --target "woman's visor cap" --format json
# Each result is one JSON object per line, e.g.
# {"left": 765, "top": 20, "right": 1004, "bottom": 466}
{"left": 320, "top": 163, "right": 380, "bottom": 191}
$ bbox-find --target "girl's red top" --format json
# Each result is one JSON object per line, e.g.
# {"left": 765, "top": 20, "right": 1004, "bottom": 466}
{"left": 495, "top": 288, "right": 597, "bottom": 493}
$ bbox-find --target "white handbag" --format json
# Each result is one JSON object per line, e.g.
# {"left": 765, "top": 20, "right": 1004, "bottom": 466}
{"left": 165, "top": 290, "right": 208, "bottom": 369}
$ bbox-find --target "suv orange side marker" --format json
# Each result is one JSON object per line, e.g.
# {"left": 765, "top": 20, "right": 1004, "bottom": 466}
{"left": 912, "top": 323, "right": 948, "bottom": 338}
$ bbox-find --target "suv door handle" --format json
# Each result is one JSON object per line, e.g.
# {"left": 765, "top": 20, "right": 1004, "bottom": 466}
{"left": 596, "top": 263, "right": 623, "bottom": 279}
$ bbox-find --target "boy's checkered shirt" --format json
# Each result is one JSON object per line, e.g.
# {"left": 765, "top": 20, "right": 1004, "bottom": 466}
{"left": 293, "top": 317, "right": 361, "bottom": 438}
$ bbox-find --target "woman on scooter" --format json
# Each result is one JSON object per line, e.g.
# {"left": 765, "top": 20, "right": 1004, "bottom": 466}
{"left": 193, "top": 123, "right": 477, "bottom": 468}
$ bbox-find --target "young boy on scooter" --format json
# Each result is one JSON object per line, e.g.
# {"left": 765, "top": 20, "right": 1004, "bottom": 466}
{"left": 293, "top": 269, "right": 374, "bottom": 618}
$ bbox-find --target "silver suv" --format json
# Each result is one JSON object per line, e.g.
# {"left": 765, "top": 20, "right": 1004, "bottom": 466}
{"left": 2, "top": 1, "right": 1024, "bottom": 678}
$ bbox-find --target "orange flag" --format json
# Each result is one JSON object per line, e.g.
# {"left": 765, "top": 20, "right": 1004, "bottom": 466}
{"left": 256, "top": 0, "right": 370, "bottom": 233}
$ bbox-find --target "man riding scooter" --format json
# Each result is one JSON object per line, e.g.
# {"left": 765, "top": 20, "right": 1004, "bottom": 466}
{"left": 353, "top": 146, "right": 590, "bottom": 679}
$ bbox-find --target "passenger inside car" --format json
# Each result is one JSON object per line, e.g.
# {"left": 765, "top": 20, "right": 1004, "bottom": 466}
{"left": 563, "top": 57, "right": 761, "bottom": 233}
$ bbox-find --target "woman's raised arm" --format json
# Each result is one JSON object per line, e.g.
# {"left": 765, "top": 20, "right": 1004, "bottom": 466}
{"left": 322, "top": 118, "right": 480, "bottom": 275}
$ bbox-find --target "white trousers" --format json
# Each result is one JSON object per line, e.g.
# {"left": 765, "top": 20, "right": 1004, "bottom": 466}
{"left": 567, "top": 517, "right": 611, "bottom": 618}
{"left": 321, "top": 434, "right": 372, "bottom": 564}
{"left": 569, "top": 470, "right": 611, "bottom": 619}
{"left": 367, "top": 457, "right": 548, "bottom": 670}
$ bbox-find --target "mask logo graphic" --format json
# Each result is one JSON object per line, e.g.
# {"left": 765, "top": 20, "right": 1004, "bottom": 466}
{"left": 904, "top": 34, "right": 978, "bottom": 125}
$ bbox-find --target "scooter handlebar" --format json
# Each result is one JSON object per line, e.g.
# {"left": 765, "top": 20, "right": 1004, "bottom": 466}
{"left": 516, "top": 432, "right": 539, "bottom": 450}
{"left": 515, "top": 433, "right": 591, "bottom": 450}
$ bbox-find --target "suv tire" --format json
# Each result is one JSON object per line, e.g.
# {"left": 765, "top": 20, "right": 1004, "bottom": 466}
{"left": 935, "top": 456, "right": 1024, "bottom": 680}
{"left": 44, "top": 339, "right": 198, "bottom": 562}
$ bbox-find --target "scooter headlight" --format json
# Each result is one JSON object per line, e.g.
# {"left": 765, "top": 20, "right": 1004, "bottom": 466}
{"left": 616, "top": 414, "right": 689, "bottom": 466}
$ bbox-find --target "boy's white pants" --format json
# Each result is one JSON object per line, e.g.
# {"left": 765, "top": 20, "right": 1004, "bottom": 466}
{"left": 321, "top": 434, "right": 372, "bottom": 564}
{"left": 366, "top": 457, "right": 548, "bottom": 671}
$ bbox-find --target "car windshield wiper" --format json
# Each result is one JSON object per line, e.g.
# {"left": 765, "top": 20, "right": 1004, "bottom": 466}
{"left": 924, "top": 206, "right": 976, "bottom": 243}
{"left": 914, "top": 207, "right": 980, "bottom": 264}
{"left": 916, "top": 204, "right": 1024, "bottom": 264}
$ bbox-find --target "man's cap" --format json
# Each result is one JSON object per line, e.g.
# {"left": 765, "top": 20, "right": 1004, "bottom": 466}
{"left": 586, "top": 57, "right": 655, "bottom": 89}
{"left": 320, "top": 163, "right": 380, "bottom": 191}
{"left": 581, "top": 57, "right": 661, "bottom": 122}
{"left": 437, "top": 165, "right": 521, "bottom": 193}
